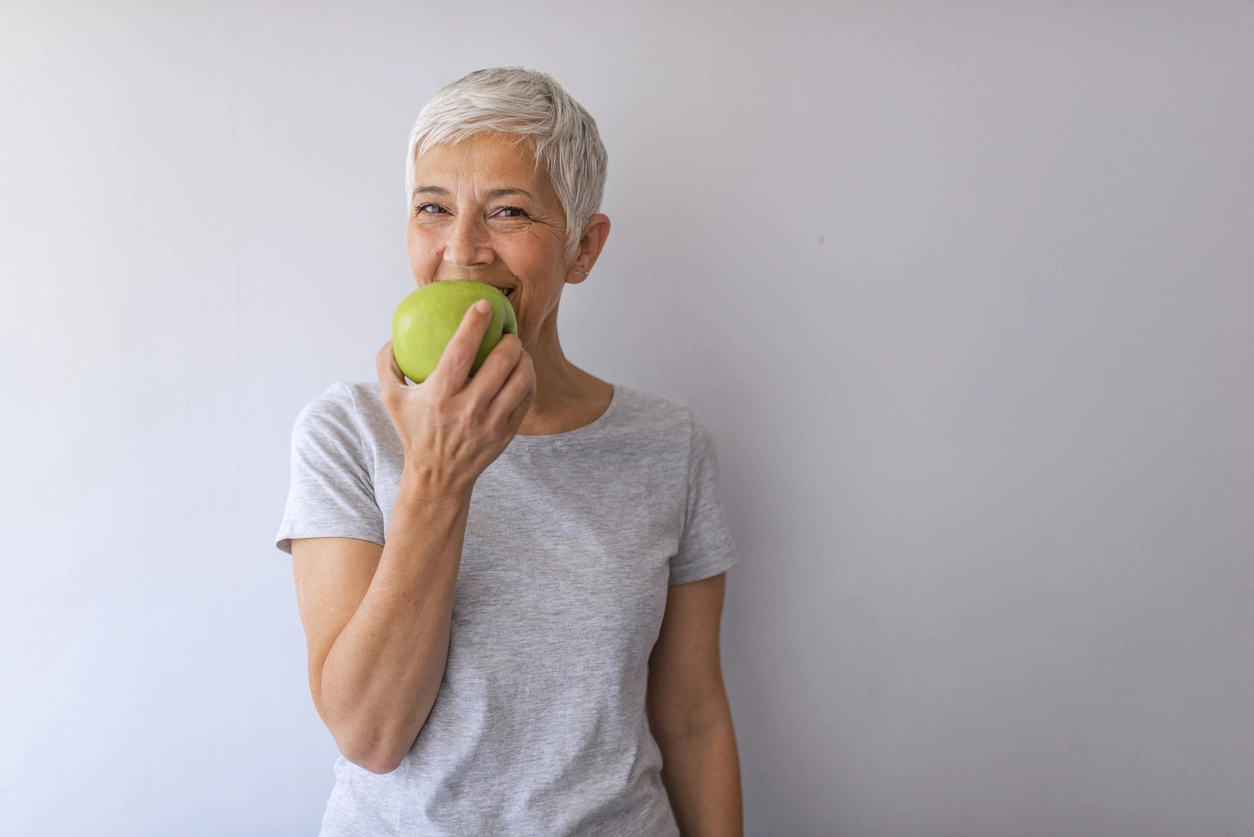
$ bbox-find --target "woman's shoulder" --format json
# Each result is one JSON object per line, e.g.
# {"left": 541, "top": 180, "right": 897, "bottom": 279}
{"left": 610, "top": 384, "right": 694, "bottom": 425}
{"left": 598, "top": 384, "right": 715, "bottom": 450}
{"left": 295, "top": 380, "right": 377, "bottom": 419}
{"left": 292, "top": 381, "right": 392, "bottom": 445}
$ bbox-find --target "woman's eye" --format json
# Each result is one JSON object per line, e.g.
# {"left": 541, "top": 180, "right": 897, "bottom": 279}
{"left": 495, "top": 206, "right": 528, "bottom": 218}
{"left": 414, "top": 203, "right": 446, "bottom": 215}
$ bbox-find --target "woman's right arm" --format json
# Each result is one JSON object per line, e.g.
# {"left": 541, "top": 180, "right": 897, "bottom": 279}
{"left": 290, "top": 300, "right": 534, "bottom": 775}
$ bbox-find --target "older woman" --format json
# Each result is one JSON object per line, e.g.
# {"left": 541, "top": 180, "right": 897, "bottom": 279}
{"left": 276, "top": 67, "right": 742, "bottom": 836}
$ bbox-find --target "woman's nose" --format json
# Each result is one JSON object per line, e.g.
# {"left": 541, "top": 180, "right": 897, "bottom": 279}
{"left": 443, "top": 213, "right": 494, "bottom": 268}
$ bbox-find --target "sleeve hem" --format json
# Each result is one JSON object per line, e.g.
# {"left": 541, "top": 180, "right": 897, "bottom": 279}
{"left": 668, "top": 547, "right": 739, "bottom": 586}
{"left": 275, "top": 527, "right": 386, "bottom": 555}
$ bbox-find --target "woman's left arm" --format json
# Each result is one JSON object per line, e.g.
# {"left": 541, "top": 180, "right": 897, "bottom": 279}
{"left": 647, "top": 572, "right": 743, "bottom": 837}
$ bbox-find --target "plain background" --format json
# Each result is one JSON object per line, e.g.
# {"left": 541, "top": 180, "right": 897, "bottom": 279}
{"left": 2, "top": 2, "right": 1252, "bottom": 835}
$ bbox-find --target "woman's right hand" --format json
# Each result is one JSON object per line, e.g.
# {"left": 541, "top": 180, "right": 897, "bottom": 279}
{"left": 376, "top": 299, "right": 535, "bottom": 497}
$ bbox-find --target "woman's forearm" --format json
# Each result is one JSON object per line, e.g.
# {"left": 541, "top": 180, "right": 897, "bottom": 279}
{"left": 658, "top": 717, "right": 744, "bottom": 837}
{"left": 318, "top": 469, "right": 473, "bottom": 773}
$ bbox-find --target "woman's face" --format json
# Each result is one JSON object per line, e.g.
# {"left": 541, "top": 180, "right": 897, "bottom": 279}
{"left": 407, "top": 132, "right": 576, "bottom": 351}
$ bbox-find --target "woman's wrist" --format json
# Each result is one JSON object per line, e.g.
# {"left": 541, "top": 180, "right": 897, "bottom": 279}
{"left": 398, "top": 461, "right": 476, "bottom": 509}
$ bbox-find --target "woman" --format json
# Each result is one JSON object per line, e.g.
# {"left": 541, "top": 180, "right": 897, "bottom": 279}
{"left": 276, "top": 67, "right": 742, "bottom": 836}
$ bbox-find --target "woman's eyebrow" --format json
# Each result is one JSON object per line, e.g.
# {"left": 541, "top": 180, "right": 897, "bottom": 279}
{"left": 412, "top": 185, "right": 450, "bottom": 198}
{"left": 484, "top": 188, "right": 534, "bottom": 200}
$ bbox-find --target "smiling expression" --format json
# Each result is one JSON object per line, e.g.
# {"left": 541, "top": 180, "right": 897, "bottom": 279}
{"left": 407, "top": 132, "right": 580, "bottom": 351}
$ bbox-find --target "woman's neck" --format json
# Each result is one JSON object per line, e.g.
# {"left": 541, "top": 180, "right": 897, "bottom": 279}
{"left": 518, "top": 323, "right": 613, "bottom": 437}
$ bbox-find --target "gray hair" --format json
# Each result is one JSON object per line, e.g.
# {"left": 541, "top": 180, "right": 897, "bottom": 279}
{"left": 406, "top": 67, "right": 609, "bottom": 261}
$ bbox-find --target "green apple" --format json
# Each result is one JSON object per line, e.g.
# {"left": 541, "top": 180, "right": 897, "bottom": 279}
{"left": 391, "top": 280, "right": 518, "bottom": 383}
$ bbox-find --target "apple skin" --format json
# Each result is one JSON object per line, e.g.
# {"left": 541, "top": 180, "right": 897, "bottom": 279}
{"left": 391, "top": 281, "right": 518, "bottom": 383}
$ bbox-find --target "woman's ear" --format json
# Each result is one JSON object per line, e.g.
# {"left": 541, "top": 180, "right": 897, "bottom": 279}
{"left": 567, "top": 214, "right": 611, "bottom": 284}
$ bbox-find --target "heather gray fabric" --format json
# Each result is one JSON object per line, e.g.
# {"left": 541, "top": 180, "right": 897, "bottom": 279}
{"left": 276, "top": 382, "right": 739, "bottom": 837}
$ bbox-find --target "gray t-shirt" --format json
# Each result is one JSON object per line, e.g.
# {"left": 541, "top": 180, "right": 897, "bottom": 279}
{"left": 276, "top": 382, "right": 739, "bottom": 837}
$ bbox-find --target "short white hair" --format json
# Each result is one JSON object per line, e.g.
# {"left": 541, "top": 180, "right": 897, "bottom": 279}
{"left": 406, "top": 67, "right": 608, "bottom": 261}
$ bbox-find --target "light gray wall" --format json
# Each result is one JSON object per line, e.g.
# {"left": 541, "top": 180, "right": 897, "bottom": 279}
{"left": 2, "top": 2, "right": 1251, "bottom": 835}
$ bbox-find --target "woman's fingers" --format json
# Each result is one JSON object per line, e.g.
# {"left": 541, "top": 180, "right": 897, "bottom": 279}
{"left": 376, "top": 341, "right": 408, "bottom": 394}
{"left": 465, "top": 333, "right": 523, "bottom": 402}
{"left": 427, "top": 301, "right": 493, "bottom": 394}
{"left": 491, "top": 349, "right": 536, "bottom": 432}
{"left": 377, "top": 340, "right": 403, "bottom": 376}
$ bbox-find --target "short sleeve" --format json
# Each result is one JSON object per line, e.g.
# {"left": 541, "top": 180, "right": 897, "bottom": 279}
{"left": 669, "top": 412, "right": 739, "bottom": 585}
{"left": 274, "top": 383, "right": 386, "bottom": 554}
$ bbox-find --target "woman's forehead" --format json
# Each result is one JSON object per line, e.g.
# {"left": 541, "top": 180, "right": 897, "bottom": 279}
{"left": 413, "top": 133, "right": 551, "bottom": 195}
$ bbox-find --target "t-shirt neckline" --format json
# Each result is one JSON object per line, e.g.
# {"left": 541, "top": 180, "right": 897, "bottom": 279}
{"left": 506, "top": 383, "right": 623, "bottom": 447}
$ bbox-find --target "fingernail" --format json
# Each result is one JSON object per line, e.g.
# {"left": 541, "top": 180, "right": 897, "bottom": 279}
{"left": 474, "top": 300, "right": 490, "bottom": 314}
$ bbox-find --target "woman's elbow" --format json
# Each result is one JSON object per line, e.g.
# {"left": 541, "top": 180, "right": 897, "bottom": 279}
{"left": 338, "top": 738, "right": 407, "bottom": 775}
{"left": 331, "top": 726, "right": 413, "bottom": 775}
{"left": 351, "top": 751, "right": 405, "bottom": 775}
